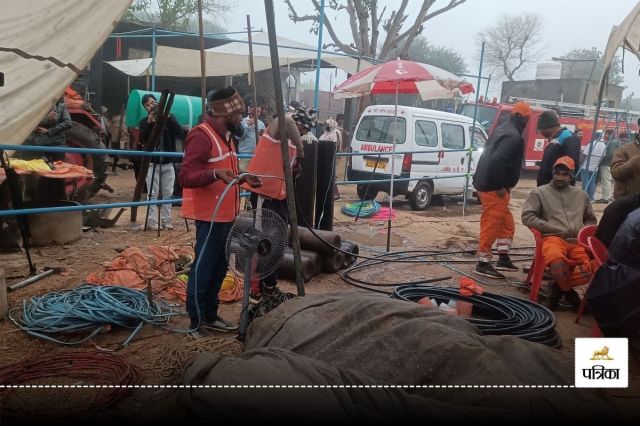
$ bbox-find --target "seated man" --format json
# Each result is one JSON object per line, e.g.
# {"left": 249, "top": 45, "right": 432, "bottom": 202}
{"left": 522, "top": 156, "right": 597, "bottom": 310}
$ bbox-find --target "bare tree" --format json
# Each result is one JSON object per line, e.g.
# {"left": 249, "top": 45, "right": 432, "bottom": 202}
{"left": 285, "top": 0, "right": 466, "bottom": 60}
{"left": 125, "top": 0, "right": 230, "bottom": 31}
{"left": 479, "top": 13, "right": 544, "bottom": 81}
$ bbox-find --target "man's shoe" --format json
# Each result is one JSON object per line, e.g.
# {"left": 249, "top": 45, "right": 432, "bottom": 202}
{"left": 563, "top": 289, "right": 583, "bottom": 311}
{"left": 545, "top": 282, "right": 563, "bottom": 311}
{"left": 474, "top": 262, "right": 505, "bottom": 279}
{"left": 162, "top": 222, "right": 174, "bottom": 230}
{"left": 146, "top": 222, "right": 161, "bottom": 231}
{"left": 202, "top": 316, "right": 239, "bottom": 333}
{"left": 496, "top": 254, "right": 519, "bottom": 271}
{"left": 187, "top": 329, "right": 208, "bottom": 338}
{"left": 249, "top": 291, "right": 262, "bottom": 304}
{"left": 595, "top": 199, "right": 608, "bottom": 204}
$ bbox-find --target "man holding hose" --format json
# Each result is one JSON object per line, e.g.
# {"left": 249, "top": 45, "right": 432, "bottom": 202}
{"left": 180, "top": 87, "right": 261, "bottom": 334}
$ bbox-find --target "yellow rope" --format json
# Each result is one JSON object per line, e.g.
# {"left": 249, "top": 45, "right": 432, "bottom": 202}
{"left": 154, "top": 336, "right": 244, "bottom": 380}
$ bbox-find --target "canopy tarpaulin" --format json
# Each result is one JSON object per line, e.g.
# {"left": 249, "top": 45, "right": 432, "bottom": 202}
{"left": 601, "top": 1, "right": 640, "bottom": 88}
{"left": 0, "top": 0, "right": 132, "bottom": 146}
{"left": 105, "top": 58, "right": 153, "bottom": 77}
{"left": 106, "top": 33, "right": 373, "bottom": 78}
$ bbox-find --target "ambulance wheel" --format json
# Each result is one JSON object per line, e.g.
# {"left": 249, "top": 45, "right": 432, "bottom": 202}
{"left": 357, "top": 185, "right": 378, "bottom": 201}
{"left": 409, "top": 181, "right": 433, "bottom": 210}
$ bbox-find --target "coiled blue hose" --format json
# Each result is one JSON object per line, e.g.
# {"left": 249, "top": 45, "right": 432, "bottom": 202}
{"left": 9, "top": 284, "right": 176, "bottom": 349}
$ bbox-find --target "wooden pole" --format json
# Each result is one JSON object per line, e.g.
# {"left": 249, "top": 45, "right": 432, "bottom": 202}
{"left": 247, "top": 15, "right": 260, "bottom": 146}
{"left": 197, "top": 0, "right": 207, "bottom": 121}
{"left": 264, "top": 0, "right": 305, "bottom": 296}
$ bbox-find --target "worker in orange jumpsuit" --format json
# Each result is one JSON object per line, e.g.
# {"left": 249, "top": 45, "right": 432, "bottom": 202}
{"left": 472, "top": 101, "right": 531, "bottom": 279}
{"left": 522, "top": 156, "right": 597, "bottom": 310}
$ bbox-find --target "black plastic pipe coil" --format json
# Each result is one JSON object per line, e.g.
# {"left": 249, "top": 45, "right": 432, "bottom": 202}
{"left": 392, "top": 285, "right": 560, "bottom": 347}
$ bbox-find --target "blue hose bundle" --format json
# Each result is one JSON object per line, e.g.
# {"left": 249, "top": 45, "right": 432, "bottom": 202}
{"left": 10, "top": 284, "right": 176, "bottom": 349}
{"left": 341, "top": 200, "right": 381, "bottom": 218}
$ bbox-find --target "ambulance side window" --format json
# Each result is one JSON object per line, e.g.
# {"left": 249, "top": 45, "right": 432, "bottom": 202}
{"left": 442, "top": 123, "right": 465, "bottom": 149}
{"left": 415, "top": 120, "right": 438, "bottom": 147}
{"left": 469, "top": 126, "right": 487, "bottom": 149}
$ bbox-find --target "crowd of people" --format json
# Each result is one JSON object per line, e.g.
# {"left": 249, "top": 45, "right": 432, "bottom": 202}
{"left": 16, "top": 87, "right": 640, "bottom": 345}
{"left": 473, "top": 101, "right": 640, "bottom": 352}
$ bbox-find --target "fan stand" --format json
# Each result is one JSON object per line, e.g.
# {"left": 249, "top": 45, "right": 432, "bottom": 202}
{"left": 237, "top": 232, "right": 271, "bottom": 342}
{"left": 238, "top": 253, "right": 255, "bottom": 342}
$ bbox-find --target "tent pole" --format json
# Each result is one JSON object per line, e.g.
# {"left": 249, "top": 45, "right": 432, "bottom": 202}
{"left": 313, "top": 0, "right": 326, "bottom": 114}
{"left": 264, "top": 0, "right": 305, "bottom": 297}
{"left": 484, "top": 73, "right": 491, "bottom": 101}
{"left": 247, "top": 15, "right": 260, "bottom": 147}
{"left": 463, "top": 41, "right": 485, "bottom": 217}
{"left": 197, "top": 0, "right": 207, "bottom": 121}
{"left": 386, "top": 83, "right": 399, "bottom": 252}
{"left": 151, "top": 25, "right": 157, "bottom": 92}
{"left": 586, "top": 67, "right": 609, "bottom": 173}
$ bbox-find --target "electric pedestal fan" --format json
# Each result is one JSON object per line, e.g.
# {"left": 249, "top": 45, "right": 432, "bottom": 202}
{"left": 226, "top": 208, "right": 288, "bottom": 341}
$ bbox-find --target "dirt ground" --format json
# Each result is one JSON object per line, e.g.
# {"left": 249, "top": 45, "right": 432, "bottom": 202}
{"left": 1, "top": 161, "right": 638, "bottom": 416}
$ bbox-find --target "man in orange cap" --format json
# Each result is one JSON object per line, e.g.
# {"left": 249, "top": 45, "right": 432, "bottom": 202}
{"left": 522, "top": 156, "right": 597, "bottom": 310}
{"left": 472, "top": 101, "right": 531, "bottom": 279}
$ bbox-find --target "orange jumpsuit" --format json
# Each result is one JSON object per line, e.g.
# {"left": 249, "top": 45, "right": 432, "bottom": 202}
{"left": 477, "top": 191, "right": 515, "bottom": 262}
{"left": 542, "top": 236, "right": 593, "bottom": 290}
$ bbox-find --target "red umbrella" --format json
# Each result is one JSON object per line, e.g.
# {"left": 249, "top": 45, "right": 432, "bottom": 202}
{"left": 334, "top": 59, "right": 474, "bottom": 251}
{"left": 333, "top": 59, "right": 474, "bottom": 99}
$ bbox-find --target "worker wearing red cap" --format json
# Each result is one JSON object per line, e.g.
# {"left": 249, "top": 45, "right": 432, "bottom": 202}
{"left": 522, "top": 156, "right": 597, "bottom": 310}
{"left": 472, "top": 101, "right": 531, "bottom": 279}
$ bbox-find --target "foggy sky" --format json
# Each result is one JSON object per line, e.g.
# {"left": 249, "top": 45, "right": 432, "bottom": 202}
{"left": 226, "top": 0, "right": 640, "bottom": 100}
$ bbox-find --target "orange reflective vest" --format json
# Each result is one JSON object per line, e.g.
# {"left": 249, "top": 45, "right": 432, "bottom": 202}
{"left": 243, "top": 133, "right": 297, "bottom": 200}
{"left": 181, "top": 124, "right": 239, "bottom": 222}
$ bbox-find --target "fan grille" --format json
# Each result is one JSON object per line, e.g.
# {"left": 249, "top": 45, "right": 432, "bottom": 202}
{"left": 226, "top": 208, "right": 288, "bottom": 279}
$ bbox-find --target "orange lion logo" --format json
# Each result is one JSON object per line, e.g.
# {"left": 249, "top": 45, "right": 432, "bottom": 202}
{"left": 590, "top": 346, "right": 613, "bottom": 360}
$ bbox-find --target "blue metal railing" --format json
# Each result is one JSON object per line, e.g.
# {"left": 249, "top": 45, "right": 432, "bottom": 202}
{"left": 1, "top": 144, "right": 475, "bottom": 217}
{"left": 336, "top": 174, "right": 469, "bottom": 185}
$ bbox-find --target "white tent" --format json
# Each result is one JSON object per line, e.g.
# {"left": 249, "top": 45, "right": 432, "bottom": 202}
{"left": 105, "top": 58, "right": 153, "bottom": 77}
{"left": 105, "top": 32, "right": 373, "bottom": 78}
{"left": 601, "top": 0, "right": 640, "bottom": 87}
{"left": 0, "top": 0, "right": 133, "bottom": 146}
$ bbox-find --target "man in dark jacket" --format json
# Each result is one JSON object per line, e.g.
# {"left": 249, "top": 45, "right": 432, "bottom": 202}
{"left": 473, "top": 101, "right": 531, "bottom": 279}
{"left": 588, "top": 207, "right": 640, "bottom": 359}
{"left": 138, "top": 93, "right": 185, "bottom": 230}
{"left": 536, "top": 110, "right": 581, "bottom": 186}
{"left": 22, "top": 98, "right": 73, "bottom": 162}
{"left": 594, "top": 192, "right": 640, "bottom": 247}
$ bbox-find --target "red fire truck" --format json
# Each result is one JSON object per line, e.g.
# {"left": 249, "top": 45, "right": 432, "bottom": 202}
{"left": 458, "top": 96, "right": 639, "bottom": 170}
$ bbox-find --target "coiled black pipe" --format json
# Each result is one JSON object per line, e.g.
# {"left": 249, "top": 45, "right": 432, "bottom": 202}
{"left": 392, "top": 285, "right": 560, "bottom": 347}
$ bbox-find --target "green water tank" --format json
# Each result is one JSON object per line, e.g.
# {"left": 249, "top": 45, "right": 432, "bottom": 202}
{"left": 125, "top": 90, "right": 203, "bottom": 129}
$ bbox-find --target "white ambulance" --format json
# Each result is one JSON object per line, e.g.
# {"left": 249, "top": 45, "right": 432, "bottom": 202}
{"left": 347, "top": 105, "right": 486, "bottom": 210}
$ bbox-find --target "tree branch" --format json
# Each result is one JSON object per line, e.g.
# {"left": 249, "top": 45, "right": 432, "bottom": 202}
{"left": 424, "top": 0, "right": 466, "bottom": 21}
{"left": 354, "top": 0, "right": 371, "bottom": 55}
{"left": 285, "top": 0, "right": 318, "bottom": 23}
{"left": 346, "top": 0, "right": 362, "bottom": 51}
{"left": 310, "top": 0, "right": 359, "bottom": 55}
{"left": 396, "top": 0, "right": 434, "bottom": 59}
{"left": 380, "top": 0, "right": 409, "bottom": 58}
{"left": 370, "top": 1, "right": 384, "bottom": 57}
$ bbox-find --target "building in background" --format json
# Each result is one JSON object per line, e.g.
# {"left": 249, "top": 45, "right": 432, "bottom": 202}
{"left": 501, "top": 60, "right": 624, "bottom": 108}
